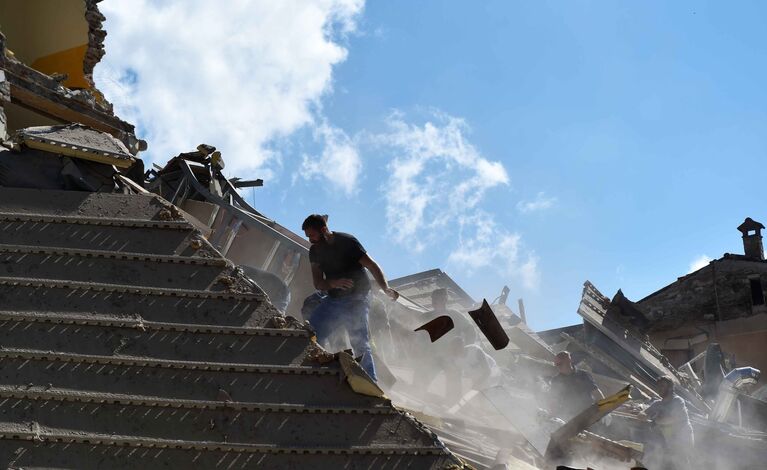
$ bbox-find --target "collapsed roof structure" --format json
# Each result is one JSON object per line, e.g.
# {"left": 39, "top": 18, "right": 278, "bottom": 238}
{"left": 0, "top": 2, "right": 464, "bottom": 468}
{"left": 531, "top": 222, "right": 767, "bottom": 468}
{"left": 3, "top": 2, "right": 767, "bottom": 469}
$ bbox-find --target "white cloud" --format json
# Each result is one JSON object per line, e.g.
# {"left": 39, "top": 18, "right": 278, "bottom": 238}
{"left": 689, "top": 254, "right": 712, "bottom": 273}
{"left": 447, "top": 212, "right": 540, "bottom": 290}
{"left": 372, "top": 110, "right": 540, "bottom": 289}
{"left": 517, "top": 191, "right": 557, "bottom": 213}
{"left": 373, "top": 112, "right": 509, "bottom": 248}
{"left": 95, "top": 0, "right": 364, "bottom": 177}
{"left": 299, "top": 122, "right": 362, "bottom": 195}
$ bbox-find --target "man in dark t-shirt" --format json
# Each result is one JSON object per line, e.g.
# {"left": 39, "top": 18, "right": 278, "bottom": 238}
{"left": 302, "top": 214, "right": 399, "bottom": 381}
{"left": 547, "top": 351, "right": 604, "bottom": 420}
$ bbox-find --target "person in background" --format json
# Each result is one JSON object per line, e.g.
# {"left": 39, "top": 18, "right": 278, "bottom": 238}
{"left": 547, "top": 351, "right": 605, "bottom": 421}
{"left": 302, "top": 214, "right": 398, "bottom": 381}
{"left": 644, "top": 376, "right": 695, "bottom": 470}
{"left": 431, "top": 288, "right": 478, "bottom": 344}
{"left": 453, "top": 335, "right": 500, "bottom": 392}
{"left": 240, "top": 265, "right": 290, "bottom": 313}
{"left": 414, "top": 289, "right": 476, "bottom": 403}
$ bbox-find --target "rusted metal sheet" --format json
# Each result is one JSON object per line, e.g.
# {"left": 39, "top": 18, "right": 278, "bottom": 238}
{"left": 0, "top": 314, "right": 312, "bottom": 365}
{"left": 414, "top": 315, "right": 455, "bottom": 342}
{"left": 0, "top": 438, "right": 458, "bottom": 470}
{"left": 468, "top": 299, "right": 510, "bottom": 350}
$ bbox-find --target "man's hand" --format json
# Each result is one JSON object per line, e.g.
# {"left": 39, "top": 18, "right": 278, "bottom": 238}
{"left": 329, "top": 278, "right": 354, "bottom": 290}
{"left": 383, "top": 287, "right": 399, "bottom": 301}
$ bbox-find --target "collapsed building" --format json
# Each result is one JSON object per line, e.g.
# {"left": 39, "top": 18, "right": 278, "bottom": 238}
{"left": 2, "top": 2, "right": 766, "bottom": 469}
{"left": 0, "top": 2, "right": 463, "bottom": 468}
{"left": 382, "top": 233, "right": 767, "bottom": 468}
{"left": 533, "top": 219, "right": 767, "bottom": 468}
{"left": 540, "top": 218, "right": 767, "bottom": 401}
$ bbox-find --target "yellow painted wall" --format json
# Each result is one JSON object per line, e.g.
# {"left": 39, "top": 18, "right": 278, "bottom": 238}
{"left": 0, "top": 0, "right": 90, "bottom": 88}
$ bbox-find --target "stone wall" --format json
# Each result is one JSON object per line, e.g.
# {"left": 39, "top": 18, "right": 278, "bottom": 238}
{"left": 639, "top": 258, "right": 767, "bottom": 329}
{"left": 639, "top": 258, "right": 767, "bottom": 375}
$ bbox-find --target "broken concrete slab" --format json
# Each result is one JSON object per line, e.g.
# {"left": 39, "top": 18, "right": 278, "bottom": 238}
{"left": 16, "top": 123, "right": 135, "bottom": 168}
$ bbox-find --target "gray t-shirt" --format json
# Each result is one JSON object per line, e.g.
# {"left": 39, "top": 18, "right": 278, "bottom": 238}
{"left": 309, "top": 232, "right": 370, "bottom": 297}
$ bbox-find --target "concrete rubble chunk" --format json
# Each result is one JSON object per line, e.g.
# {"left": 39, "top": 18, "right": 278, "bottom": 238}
{"left": 15, "top": 123, "right": 135, "bottom": 168}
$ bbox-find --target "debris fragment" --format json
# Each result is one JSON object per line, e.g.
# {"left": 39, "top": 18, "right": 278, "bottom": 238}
{"left": 306, "top": 344, "right": 336, "bottom": 364}
{"left": 338, "top": 351, "right": 385, "bottom": 398}
{"left": 267, "top": 316, "right": 288, "bottom": 329}
{"left": 414, "top": 315, "right": 455, "bottom": 342}
{"left": 157, "top": 205, "right": 182, "bottom": 220}
{"left": 468, "top": 299, "right": 509, "bottom": 350}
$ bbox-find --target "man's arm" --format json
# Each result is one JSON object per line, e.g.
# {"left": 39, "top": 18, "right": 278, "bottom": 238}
{"left": 583, "top": 371, "right": 605, "bottom": 401}
{"left": 591, "top": 387, "right": 605, "bottom": 401}
{"left": 310, "top": 263, "right": 353, "bottom": 291}
{"left": 359, "top": 254, "right": 399, "bottom": 300}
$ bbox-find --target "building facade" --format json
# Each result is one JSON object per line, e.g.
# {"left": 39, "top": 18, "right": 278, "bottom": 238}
{"left": 635, "top": 218, "right": 767, "bottom": 375}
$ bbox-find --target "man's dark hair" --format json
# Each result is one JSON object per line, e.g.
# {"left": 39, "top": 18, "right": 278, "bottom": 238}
{"left": 302, "top": 214, "right": 328, "bottom": 231}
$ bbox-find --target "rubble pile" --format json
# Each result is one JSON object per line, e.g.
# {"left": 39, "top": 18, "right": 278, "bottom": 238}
{"left": 0, "top": 2, "right": 464, "bottom": 468}
{"left": 366, "top": 271, "right": 767, "bottom": 469}
{"left": 2, "top": 1, "right": 766, "bottom": 469}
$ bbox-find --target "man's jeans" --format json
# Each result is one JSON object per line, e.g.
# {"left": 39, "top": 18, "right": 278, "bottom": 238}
{"left": 309, "top": 290, "right": 376, "bottom": 381}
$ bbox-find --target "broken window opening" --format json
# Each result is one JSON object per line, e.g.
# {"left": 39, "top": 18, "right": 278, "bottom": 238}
{"left": 749, "top": 278, "right": 765, "bottom": 306}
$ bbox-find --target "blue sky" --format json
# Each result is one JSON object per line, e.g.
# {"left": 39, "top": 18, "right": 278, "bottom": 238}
{"left": 98, "top": 1, "right": 766, "bottom": 330}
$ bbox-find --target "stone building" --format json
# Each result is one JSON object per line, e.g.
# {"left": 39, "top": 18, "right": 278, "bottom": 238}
{"left": 616, "top": 217, "right": 767, "bottom": 376}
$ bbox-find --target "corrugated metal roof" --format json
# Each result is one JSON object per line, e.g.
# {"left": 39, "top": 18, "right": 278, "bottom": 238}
{"left": 0, "top": 187, "right": 465, "bottom": 469}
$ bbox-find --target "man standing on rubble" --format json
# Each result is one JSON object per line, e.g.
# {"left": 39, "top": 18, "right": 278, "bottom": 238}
{"left": 547, "top": 351, "right": 604, "bottom": 420}
{"left": 302, "top": 214, "right": 399, "bottom": 381}
{"left": 644, "top": 376, "right": 695, "bottom": 469}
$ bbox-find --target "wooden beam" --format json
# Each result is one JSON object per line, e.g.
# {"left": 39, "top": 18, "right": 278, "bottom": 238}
{"left": 3, "top": 63, "right": 134, "bottom": 140}
{"left": 9, "top": 83, "right": 125, "bottom": 137}
{"left": 546, "top": 385, "right": 632, "bottom": 458}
